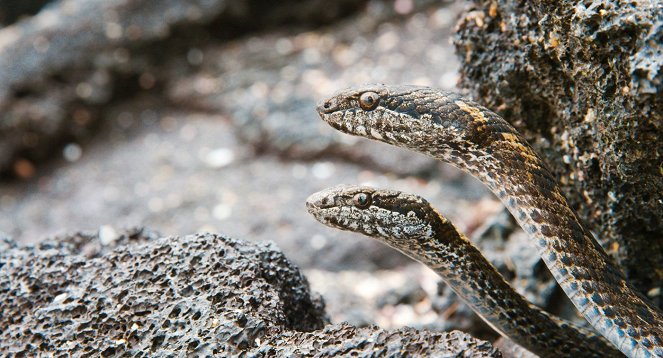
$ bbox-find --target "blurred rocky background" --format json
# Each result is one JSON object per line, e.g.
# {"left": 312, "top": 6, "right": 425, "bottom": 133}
{"left": 0, "top": 0, "right": 660, "bottom": 355}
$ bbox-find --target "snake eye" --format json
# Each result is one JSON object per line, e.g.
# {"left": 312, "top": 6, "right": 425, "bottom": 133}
{"left": 353, "top": 193, "right": 372, "bottom": 209}
{"left": 359, "top": 92, "right": 380, "bottom": 111}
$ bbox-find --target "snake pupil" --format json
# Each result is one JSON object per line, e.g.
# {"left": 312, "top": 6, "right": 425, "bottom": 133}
{"left": 353, "top": 193, "right": 371, "bottom": 208}
{"left": 359, "top": 92, "right": 380, "bottom": 111}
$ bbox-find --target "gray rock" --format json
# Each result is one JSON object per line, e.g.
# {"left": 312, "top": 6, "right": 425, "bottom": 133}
{"left": 1, "top": 232, "right": 327, "bottom": 355}
{"left": 254, "top": 323, "right": 501, "bottom": 357}
{"left": 454, "top": 0, "right": 663, "bottom": 305}
{"left": 0, "top": 230, "right": 500, "bottom": 357}
{"left": 0, "top": 0, "right": 370, "bottom": 176}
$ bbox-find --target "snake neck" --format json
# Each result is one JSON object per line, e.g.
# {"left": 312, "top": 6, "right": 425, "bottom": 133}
{"left": 398, "top": 220, "right": 621, "bottom": 357}
{"left": 419, "top": 140, "right": 663, "bottom": 358}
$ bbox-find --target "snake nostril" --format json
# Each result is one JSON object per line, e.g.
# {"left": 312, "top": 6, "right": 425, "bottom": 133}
{"left": 317, "top": 100, "right": 335, "bottom": 114}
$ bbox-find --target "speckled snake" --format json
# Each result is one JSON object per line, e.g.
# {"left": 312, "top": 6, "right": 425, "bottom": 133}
{"left": 314, "top": 84, "right": 663, "bottom": 358}
{"left": 306, "top": 184, "right": 621, "bottom": 357}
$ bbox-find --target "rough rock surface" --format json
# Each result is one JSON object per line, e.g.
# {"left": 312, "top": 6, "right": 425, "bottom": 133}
{"left": 1, "top": 232, "right": 327, "bottom": 354}
{"left": 455, "top": 0, "right": 663, "bottom": 303}
{"left": 0, "top": 230, "right": 500, "bottom": 357}
{"left": 255, "top": 324, "right": 501, "bottom": 357}
{"left": 0, "top": 0, "right": 368, "bottom": 176}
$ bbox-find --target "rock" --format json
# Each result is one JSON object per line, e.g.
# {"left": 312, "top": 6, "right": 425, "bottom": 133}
{"left": 377, "top": 278, "right": 428, "bottom": 307}
{"left": 0, "top": 230, "right": 500, "bottom": 356}
{"left": 49, "top": 226, "right": 162, "bottom": 258}
{"left": 1, "top": 232, "right": 327, "bottom": 354}
{"left": 0, "top": 0, "right": 53, "bottom": 25}
{"left": 454, "top": 0, "right": 663, "bottom": 304}
{"left": 0, "top": 0, "right": 370, "bottom": 176}
{"left": 255, "top": 323, "right": 501, "bottom": 357}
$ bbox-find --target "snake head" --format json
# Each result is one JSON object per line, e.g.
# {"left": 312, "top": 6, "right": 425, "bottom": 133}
{"left": 316, "top": 84, "right": 514, "bottom": 164}
{"left": 317, "top": 84, "right": 468, "bottom": 148}
{"left": 306, "top": 184, "right": 438, "bottom": 246}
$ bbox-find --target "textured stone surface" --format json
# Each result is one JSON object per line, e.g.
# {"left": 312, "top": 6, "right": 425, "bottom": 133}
{"left": 0, "top": 0, "right": 368, "bottom": 176}
{"left": 1, "top": 232, "right": 327, "bottom": 355}
{"left": 455, "top": 0, "right": 663, "bottom": 303}
{"left": 0, "top": 230, "right": 500, "bottom": 357}
{"left": 254, "top": 323, "right": 502, "bottom": 357}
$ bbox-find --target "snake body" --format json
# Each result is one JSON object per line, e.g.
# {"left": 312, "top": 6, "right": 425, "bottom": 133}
{"left": 315, "top": 85, "right": 663, "bottom": 357}
{"left": 307, "top": 184, "right": 621, "bottom": 357}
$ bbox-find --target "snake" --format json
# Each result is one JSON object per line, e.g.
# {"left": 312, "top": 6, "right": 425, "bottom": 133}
{"left": 314, "top": 84, "right": 663, "bottom": 358}
{"left": 306, "top": 184, "right": 622, "bottom": 357}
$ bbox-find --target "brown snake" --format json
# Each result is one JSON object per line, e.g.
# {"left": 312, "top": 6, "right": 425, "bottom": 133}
{"left": 306, "top": 184, "right": 621, "bottom": 357}
{"left": 315, "top": 85, "right": 663, "bottom": 358}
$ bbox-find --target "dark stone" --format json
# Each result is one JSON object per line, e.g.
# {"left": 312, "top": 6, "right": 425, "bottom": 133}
{"left": 0, "top": 229, "right": 500, "bottom": 356}
{"left": 0, "top": 0, "right": 54, "bottom": 25}
{"left": 1, "top": 231, "right": 327, "bottom": 354}
{"left": 454, "top": 0, "right": 663, "bottom": 304}
{"left": 254, "top": 323, "right": 502, "bottom": 357}
{"left": 0, "top": 0, "right": 369, "bottom": 177}
{"left": 377, "top": 279, "right": 428, "bottom": 307}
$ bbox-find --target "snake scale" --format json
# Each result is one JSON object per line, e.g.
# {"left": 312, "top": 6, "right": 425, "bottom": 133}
{"left": 307, "top": 184, "right": 621, "bottom": 357}
{"left": 314, "top": 84, "right": 663, "bottom": 358}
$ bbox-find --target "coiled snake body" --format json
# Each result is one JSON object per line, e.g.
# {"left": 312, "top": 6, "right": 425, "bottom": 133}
{"left": 315, "top": 85, "right": 663, "bottom": 357}
{"left": 307, "top": 184, "right": 621, "bottom": 357}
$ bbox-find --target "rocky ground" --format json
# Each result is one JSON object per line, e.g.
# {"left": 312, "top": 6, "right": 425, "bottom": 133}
{"left": 1, "top": 230, "right": 501, "bottom": 356}
{"left": 0, "top": 0, "right": 602, "bottom": 355}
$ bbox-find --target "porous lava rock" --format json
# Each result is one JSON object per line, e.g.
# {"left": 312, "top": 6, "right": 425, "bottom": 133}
{"left": 1, "top": 232, "right": 326, "bottom": 355}
{"left": 0, "top": 230, "right": 500, "bottom": 356}
{"left": 455, "top": 0, "right": 663, "bottom": 302}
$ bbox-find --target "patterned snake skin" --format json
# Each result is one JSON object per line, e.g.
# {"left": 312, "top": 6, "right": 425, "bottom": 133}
{"left": 315, "top": 84, "right": 663, "bottom": 358}
{"left": 306, "top": 184, "right": 621, "bottom": 357}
